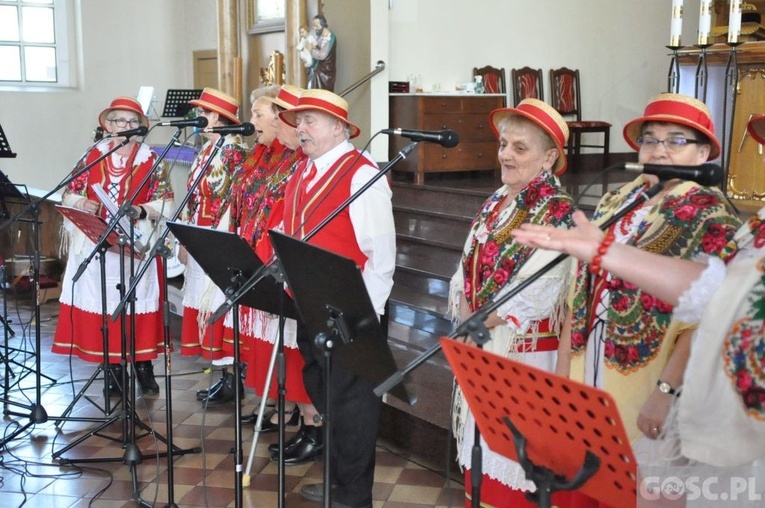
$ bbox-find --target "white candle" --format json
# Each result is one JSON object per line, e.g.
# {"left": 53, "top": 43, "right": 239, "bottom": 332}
{"left": 670, "top": 0, "right": 684, "bottom": 47}
{"left": 698, "top": 0, "right": 712, "bottom": 46}
{"left": 729, "top": 0, "right": 743, "bottom": 44}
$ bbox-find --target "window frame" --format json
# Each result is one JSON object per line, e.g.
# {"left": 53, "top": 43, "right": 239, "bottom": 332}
{"left": 0, "top": 0, "right": 79, "bottom": 91}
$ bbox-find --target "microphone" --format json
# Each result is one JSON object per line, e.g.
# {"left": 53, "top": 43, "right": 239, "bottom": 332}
{"left": 382, "top": 128, "right": 459, "bottom": 148}
{"left": 104, "top": 126, "right": 148, "bottom": 139}
{"left": 204, "top": 122, "right": 255, "bottom": 136}
{"left": 621, "top": 162, "right": 723, "bottom": 187}
{"left": 158, "top": 117, "right": 208, "bottom": 129}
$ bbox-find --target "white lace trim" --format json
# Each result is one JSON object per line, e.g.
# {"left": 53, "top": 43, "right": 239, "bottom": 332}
{"left": 673, "top": 257, "right": 726, "bottom": 324}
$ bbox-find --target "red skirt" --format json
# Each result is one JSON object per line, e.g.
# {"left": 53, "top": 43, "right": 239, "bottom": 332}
{"left": 242, "top": 335, "right": 310, "bottom": 403}
{"left": 180, "top": 306, "right": 226, "bottom": 359}
{"left": 53, "top": 303, "right": 163, "bottom": 363}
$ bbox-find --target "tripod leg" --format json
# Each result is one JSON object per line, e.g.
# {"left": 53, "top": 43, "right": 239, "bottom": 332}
{"left": 243, "top": 334, "right": 281, "bottom": 485}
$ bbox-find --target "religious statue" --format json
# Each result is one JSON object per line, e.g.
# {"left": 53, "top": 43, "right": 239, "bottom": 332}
{"left": 305, "top": 14, "right": 337, "bottom": 92}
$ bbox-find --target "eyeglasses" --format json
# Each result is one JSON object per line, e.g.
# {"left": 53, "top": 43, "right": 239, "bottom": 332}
{"left": 108, "top": 118, "right": 142, "bottom": 128}
{"left": 636, "top": 136, "right": 699, "bottom": 152}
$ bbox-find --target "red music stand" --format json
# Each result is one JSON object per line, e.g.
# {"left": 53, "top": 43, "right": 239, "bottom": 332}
{"left": 441, "top": 339, "right": 637, "bottom": 508}
{"left": 56, "top": 205, "right": 142, "bottom": 259}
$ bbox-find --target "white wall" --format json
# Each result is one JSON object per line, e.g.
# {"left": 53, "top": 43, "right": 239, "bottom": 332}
{"left": 386, "top": 0, "right": 681, "bottom": 154}
{"left": 1, "top": 0, "right": 696, "bottom": 193}
{"left": 0, "top": 0, "right": 218, "bottom": 193}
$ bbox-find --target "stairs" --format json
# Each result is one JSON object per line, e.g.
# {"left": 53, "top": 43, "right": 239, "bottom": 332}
{"left": 383, "top": 181, "right": 492, "bottom": 432}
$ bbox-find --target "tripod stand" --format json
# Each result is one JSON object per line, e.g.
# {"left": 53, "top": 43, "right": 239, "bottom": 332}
{"left": 269, "top": 231, "right": 412, "bottom": 508}
{"left": 167, "top": 221, "right": 299, "bottom": 508}
{"left": 0, "top": 135, "right": 145, "bottom": 450}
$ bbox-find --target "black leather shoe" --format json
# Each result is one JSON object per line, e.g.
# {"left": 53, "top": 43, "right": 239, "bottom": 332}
{"left": 267, "top": 423, "right": 303, "bottom": 454}
{"left": 135, "top": 361, "right": 159, "bottom": 395}
{"left": 300, "top": 483, "right": 370, "bottom": 508}
{"left": 196, "top": 375, "right": 225, "bottom": 401}
{"left": 199, "top": 369, "right": 241, "bottom": 406}
{"left": 240, "top": 404, "right": 275, "bottom": 425}
{"left": 106, "top": 364, "right": 122, "bottom": 398}
{"left": 270, "top": 424, "right": 323, "bottom": 465}
{"left": 248, "top": 405, "right": 300, "bottom": 432}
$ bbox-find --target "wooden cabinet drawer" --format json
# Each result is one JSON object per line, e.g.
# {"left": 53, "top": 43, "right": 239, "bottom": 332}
{"left": 389, "top": 94, "right": 505, "bottom": 183}
{"left": 420, "top": 96, "right": 503, "bottom": 114}
{"left": 422, "top": 113, "right": 494, "bottom": 142}
{"left": 422, "top": 141, "right": 497, "bottom": 171}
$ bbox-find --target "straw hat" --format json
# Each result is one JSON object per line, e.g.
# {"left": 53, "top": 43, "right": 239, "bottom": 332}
{"left": 489, "top": 98, "right": 570, "bottom": 175}
{"left": 623, "top": 93, "right": 720, "bottom": 161}
{"left": 748, "top": 114, "right": 765, "bottom": 145}
{"left": 264, "top": 84, "right": 304, "bottom": 110}
{"left": 98, "top": 97, "right": 149, "bottom": 130}
{"left": 278, "top": 89, "right": 361, "bottom": 139}
{"left": 188, "top": 87, "right": 241, "bottom": 125}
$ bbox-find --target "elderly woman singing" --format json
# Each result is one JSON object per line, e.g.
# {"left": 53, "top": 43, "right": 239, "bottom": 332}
{"left": 450, "top": 99, "right": 577, "bottom": 508}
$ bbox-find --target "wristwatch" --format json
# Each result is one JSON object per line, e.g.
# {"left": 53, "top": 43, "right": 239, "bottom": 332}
{"left": 657, "top": 380, "right": 679, "bottom": 396}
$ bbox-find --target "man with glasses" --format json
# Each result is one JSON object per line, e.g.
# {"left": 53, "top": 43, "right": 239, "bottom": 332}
{"left": 53, "top": 96, "right": 174, "bottom": 398}
{"left": 557, "top": 94, "right": 741, "bottom": 505}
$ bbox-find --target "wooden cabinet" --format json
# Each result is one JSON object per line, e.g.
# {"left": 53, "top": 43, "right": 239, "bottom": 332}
{"left": 389, "top": 94, "right": 505, "bottom": 184}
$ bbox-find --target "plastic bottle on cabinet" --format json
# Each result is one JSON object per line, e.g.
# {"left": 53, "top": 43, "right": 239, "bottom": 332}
{"left": 474, "top": 75, "right": 485, "bottom": 94}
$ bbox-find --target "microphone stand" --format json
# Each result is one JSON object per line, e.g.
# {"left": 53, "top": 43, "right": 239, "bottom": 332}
{"left": 374, "top": 183, "right": 664, "bottom": 397}
{"left": 0, "top": 136, "right": 137, "bottom": 448}
{"left": 205, "top": 139, "right": 418, "bottom": 508}
{"left": 374, "top": 183, "right": 662, "bottom": 507}
{"left": 207, "top": 141, "right": 418, "bottom": 325}
{"left": 112, "top": 134, "right": 226, "bottom": 321}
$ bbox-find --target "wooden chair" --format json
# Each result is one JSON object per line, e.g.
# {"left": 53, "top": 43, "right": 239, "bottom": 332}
{"left": 549, "top": 67, "right": 611, "bottom": 159}
{"left": 510, "top": 66, "right": 544, "bottom": 106}
{"left": 472, "top": 65, "right": 506, "bottom": 94}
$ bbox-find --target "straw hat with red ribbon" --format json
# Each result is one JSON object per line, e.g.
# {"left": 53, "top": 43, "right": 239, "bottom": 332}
{"left": 278, "top": 89, "right": 361, "bottom": 139}
{"left": 748, "top": 114, "right": 765, "bottom": 145}
{"left": 265, "top": 84, "right": 304, "bottom": 110}
{"left": 623, "top": 93, "right": 720, "bottom": 161}
{"left": 489, "top": 98, "right": 570, "bottom": 175}
{"left": 98, "top": 97, "right": 149, "bottom": 130}
{"left": 188, "top": 87, "right": 241, "bottom": 125}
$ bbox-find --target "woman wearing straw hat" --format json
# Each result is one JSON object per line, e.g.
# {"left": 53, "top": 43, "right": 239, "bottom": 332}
{"left": 449, "top": 98, "right": 577, "bottom": 507}
{"left": 177, "top": 87, "right": 249, "bottom": 406}
{"left": 555, "top": 94, "right": 741, "bottom": 453}
{"left": 227, "top": 84, "right": 316, "bottom": 434}
{"left": 53, "top": 96, "right": 174, "bottom": 397}
{"left": 511, "top": 113, "right": 765, "bottom": 471}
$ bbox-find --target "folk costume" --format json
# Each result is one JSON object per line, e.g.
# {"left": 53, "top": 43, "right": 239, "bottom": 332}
{"left": 569, "top": 176, "right": 740, "bottom": 443}
{"left": 450, "top": 173, "right": 576, "bottom": 506}
{"left": 227, "top": 138, "right": 309, "bottom": 403}
{"left": 53, "top": 139, "right": 172, "bottom": 364}
{"left": 179, "top": 134, "right": 248, "bottom": 358}
{"left": 179, "top": 88, "right": 248, "bottom": 362}
{"left": 449, "top": 99, "right": 577, "bottom": 508}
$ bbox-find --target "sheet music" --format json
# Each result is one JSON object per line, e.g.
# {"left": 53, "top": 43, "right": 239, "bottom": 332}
{"left": 91, "top": 183, "right": 143, "bottom": 246}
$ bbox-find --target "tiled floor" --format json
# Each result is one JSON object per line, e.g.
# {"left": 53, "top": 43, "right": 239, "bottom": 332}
{"left": 0, "top": 291, "right": 464, "bottom": 507}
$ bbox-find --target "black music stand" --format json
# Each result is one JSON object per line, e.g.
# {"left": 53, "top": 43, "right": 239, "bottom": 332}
{"left": 161, "top": 89, "right": 203, "bottom": 118}
{"left": 441, "top": 339, "right": 637, "bottom": 508}
{"left": 0, "top": 123, "right": 17, "bottom": 158}
{"left": 269, "top": 230, "right": 413, "bottom": 507}
{"left": 167, "top": 221, "right": 297, "bottom": 508}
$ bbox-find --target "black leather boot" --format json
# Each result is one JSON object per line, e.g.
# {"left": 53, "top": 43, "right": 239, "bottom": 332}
{"left": 196, "top": 365, "right": 245, "bottom": 400}
{"left": 199, "top": 368, "right": 241, "bottom": 406}
{"left": 106, "top": 363, "right": 122, "bottom": 398}
{"left": 135, "top": 361, "right": 159, "bottom": 396}
{"left": 270, "top": 423, "right": 323, "bottom": 465}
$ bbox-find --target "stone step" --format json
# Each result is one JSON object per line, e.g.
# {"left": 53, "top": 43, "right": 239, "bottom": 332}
{"left": 395, "top": 241, "right": 460, "bottom": 281}
{"left": 392, "top": 182, "right": 490, "bottom": 218}
{"left": 394, "top": 207, "right": 471, "bottom": 250}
